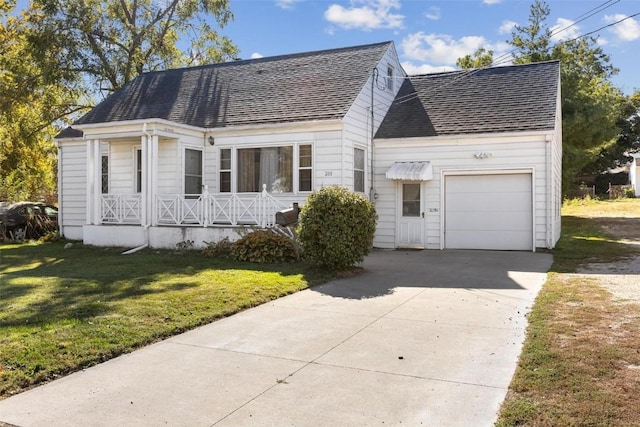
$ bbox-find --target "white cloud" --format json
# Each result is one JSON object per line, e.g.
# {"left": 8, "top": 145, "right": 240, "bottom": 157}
{"left": 483, "top": 0, "right": 502, "bottom": 5}
{"left": 499, "top": 20, "right": 517, "bottom": 35}
{"left": 276, "top": 0, "right": 299, "bottom": 10}
{"left": 550, "top": 18, "right": 581, "bottom": 42}
{"left": 251, "top": 53, "right": 264, "bottom": 59}
{"left": 604, "top": 14, "right": 640, "bottom": 41}
{"left": 401, "top": 61, "right": 455, "bottom": 75}
{"left": 400, "top": 33, "right": 512, "bottom": 72}
{"left": 425, "top": 6, "right": 440, "bottom": 21}
{"left": 324, "top": 0, "right": 404, "bottom": 31}
{"left": 401, "top": 32, "right": 488, "bottom": 65}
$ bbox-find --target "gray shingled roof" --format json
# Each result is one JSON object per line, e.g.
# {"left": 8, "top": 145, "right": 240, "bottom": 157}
{"left": 72, "top": 42, "right": 393, "bottom": 129}
{"left": 376, "top": 61, "right": 560, "bottom": 139}
{"left": 56, "top": 127, "right": 83, "bottom": 138}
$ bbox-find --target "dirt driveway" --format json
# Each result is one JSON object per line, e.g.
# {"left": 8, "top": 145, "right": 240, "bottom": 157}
{"left": 572, "top": 214, "right": 640, "bottom": 303}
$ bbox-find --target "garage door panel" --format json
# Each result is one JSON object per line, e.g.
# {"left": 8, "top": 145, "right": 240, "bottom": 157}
{"left": 446, "top": 211, "right": 532, "bottom": 231}
{"left": 446, "top": 174, "right": 530, "bottom": 193}
{"left": 446, "top": 192, "right": 532, "bottom": 212}
{"left": 445, "top": 174, "right": 533, "bottom": 251}
{"left": 446, "top": 230, "right": 533, "bottom": 251}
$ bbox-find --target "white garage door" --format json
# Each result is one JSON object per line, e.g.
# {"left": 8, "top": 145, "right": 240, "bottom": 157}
{"left": 445, "top": 173, "right": 533, "bottom": 250}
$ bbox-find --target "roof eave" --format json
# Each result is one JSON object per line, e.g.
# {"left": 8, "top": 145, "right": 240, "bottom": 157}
{"left": 375, "top": 128, "right": 557, "bottom": 144}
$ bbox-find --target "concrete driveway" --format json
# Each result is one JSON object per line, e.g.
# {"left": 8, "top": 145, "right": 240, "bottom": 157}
{"left": 0, "top": 249, "right": 552, "bottom": 427}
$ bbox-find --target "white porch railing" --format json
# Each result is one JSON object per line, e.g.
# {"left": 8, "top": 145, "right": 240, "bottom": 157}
{"left": 155, "top": 188, "right": 291, "bottom": 227}
{"left": 101, "top": 189, "right": 293, "bottom": 227}
{"left": 101, "top": 194, "right": 143, "bottom": 224}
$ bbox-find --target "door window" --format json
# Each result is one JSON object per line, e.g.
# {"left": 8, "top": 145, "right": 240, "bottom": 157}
{"left": 402, "top": 183, "right": 421, "bottom": 217}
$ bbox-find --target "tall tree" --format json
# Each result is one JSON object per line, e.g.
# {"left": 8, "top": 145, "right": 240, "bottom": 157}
{"left": 1, "top": 0, "right": 237, "bottom": 202}
{"left": 582, "top": 91, "right": 640, "bottom": 174}
{"left": 1, "top": 2, "right": 86, "bottom": 201}
{"left": 507, "top": 0, "right": 625, "bottom": 194}
{"left": 510, "top": 0, "right": 553, "bottom": 64}
{"left": 34, "top": 0, "right": 238, "bottom": 94}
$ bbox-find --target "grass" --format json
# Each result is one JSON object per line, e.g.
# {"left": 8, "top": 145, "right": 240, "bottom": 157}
{"left": 0, "top": 241, "right": 333, "bottom": 399}
{"left": 496, "top": 198, "right": 640, "bottom": 426}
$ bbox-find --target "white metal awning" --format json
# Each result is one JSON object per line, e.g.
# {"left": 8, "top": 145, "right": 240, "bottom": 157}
{"left": 385, "top": 161, "right": 433, "bottom": 181}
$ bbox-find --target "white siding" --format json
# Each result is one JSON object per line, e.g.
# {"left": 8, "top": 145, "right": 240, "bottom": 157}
{"left": 109, "top": 141, "right": 137, "bottom": 194}
{"left": 57, "top": 140, "right": 87, "bottom": 240}
{"left": 342, "top": 44, "right": 405, "bottom": 195}
{"left": 157, "top": 139, "right": 178, "bottom": 194}
{"left": 374, "top": 133, "right": 553, "bottom": 250}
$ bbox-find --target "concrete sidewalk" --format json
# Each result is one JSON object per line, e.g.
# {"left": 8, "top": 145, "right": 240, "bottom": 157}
{"left": 0, "top": 249, "right": 552, "bottom": 427}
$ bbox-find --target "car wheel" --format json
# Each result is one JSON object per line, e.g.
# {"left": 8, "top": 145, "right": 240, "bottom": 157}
{"left": 10, "top": 227, "right": 26, "bottom": 242}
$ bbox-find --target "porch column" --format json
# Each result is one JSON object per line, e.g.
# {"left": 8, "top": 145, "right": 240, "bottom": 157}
{"left": 85, "top": 139, "right": 102, "bottom": 225}
{"left": 140, "top": 134, "right": 148, "bottom": 226}
{"left": 140, "top": 130, "right": 158, "bottom": 227}
{"left": 150, "top": 134, "right": 159, "bottom": 226}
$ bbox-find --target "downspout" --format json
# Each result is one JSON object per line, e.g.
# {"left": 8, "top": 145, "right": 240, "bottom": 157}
{"left": 545, "top": 134, "right": 553, "bottom": 249}
{"left": 369, "top": 67, "right": 377, "bottom": 203}
{"left": 124, "top": 123, "right": 152, "bottom": 254}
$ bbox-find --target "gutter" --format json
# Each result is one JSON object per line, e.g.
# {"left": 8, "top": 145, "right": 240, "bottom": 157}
{"left": 545, "top": 134, "right": 553, "bottom": 249}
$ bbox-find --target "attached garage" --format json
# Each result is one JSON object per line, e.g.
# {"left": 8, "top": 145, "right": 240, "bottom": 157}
{"left": 444, "top": 172, "right": 533, "bottom": 251}
{"left": 372, "top": 60, "right": 562, "bottom": 251}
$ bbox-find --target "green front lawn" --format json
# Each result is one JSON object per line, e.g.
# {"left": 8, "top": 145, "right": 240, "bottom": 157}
{"left": 0, "top": 241, "right": 332, "bottom": 398}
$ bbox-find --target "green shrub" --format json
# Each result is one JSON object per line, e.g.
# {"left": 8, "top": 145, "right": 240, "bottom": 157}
{"left": 624, "top": 188, "right": 636, "bottom": 198}
{"left": 230, "top": 230, "right": 297, "bottom": 263}
{"left": 202, "top": 237, "right": 233, "bottom": 257}
{"left": 297, "top": 186, "right": 376, "bottom": 271}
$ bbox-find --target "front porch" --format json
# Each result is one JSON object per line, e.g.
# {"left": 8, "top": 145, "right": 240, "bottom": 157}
{"left": 100, "top": 188, "right": 293, "bottom": 228}
{"left": 87, "top": 188, "right": 299, "bottom": 249}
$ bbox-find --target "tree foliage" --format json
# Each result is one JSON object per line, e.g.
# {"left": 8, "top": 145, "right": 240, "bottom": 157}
{"left": 1, "top": 2, "right": 85, "bottom": 201}
{"left": 456, "top": 47, "right": 494, "bottom": 69}
{"left": 509, "top": 0, "right": 553, "bottom": 64}
{"left": 1, "top": 0, "right": 237, "bottom": 201}
{"left": 582, "top": 91, "right": 640, "bottom": 175}
{"left": 33, "top": 0, "right": 237, "bottom": 93}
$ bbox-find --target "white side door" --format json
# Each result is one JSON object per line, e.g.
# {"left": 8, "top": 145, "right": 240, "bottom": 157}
{"left": 396, "top": 182, "right": 425, "bottom": 248}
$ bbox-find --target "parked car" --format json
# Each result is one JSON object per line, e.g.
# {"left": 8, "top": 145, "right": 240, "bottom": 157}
{"left": 0, "top": 201, "right": 58, "bottom": 241}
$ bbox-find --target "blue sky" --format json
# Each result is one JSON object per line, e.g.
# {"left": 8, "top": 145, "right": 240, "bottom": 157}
{"left": 222, "top": 0, "right": 639, "bottom": 94}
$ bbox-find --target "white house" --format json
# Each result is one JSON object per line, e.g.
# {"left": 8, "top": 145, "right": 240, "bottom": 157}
{"left": 56, "top": 41, "right": 562, "bottom": 252}
{"left": 629, "top": 153, "right": 640, "bottom": 197}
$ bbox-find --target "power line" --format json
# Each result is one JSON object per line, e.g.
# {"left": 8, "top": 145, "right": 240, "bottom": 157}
{"left": 373, "top": 1, "right": 636, "bottom": 111}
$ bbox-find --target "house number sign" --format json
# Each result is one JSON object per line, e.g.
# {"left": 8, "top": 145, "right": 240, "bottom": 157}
{"left": 474, "top": 152, "right": 493, "bottom": 159}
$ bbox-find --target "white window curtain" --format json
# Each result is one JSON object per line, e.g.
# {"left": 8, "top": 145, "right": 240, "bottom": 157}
{"left": 238, "top": 147, "right": 292, "bottom": 193}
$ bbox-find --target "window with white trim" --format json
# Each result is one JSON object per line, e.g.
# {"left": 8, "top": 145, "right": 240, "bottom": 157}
{"left": 220, "top": 148, "right": 231, "bottom": 193}
{"left": 298, "top": 145, "right": 312, "bottom": 192}
{"left": 184, "top": 148, "right": 203, "bottom": 195}
{"left": 354, "top": 148, "right": 365, "bottom": 193}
